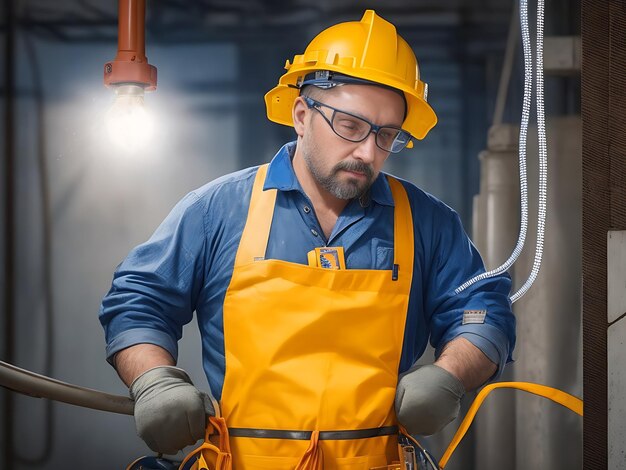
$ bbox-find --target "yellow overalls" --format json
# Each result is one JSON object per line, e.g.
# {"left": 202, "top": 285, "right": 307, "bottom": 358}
{"left": 220, "top": 164, "right": 414, "bottom": 469}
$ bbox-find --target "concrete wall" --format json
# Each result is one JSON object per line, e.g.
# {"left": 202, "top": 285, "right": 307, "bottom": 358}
{"left": 608, "top": 231, "right": 626, "bottom": 470}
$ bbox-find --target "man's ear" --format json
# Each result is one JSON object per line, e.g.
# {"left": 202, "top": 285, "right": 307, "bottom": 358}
{"left": 292, "top": 96, "right": 308, "bottom": 137}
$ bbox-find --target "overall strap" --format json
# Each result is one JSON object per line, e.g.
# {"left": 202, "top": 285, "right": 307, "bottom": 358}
{"left": 233, "top": 164, "right": 276, "bottom": 267}
{"left": 387, "top": 176, "right": 414, "bottom": 282}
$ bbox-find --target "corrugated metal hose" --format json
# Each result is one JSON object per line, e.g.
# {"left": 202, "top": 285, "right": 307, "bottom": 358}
{"left": 455, "top": 0, "right": 547, "bottom": 304}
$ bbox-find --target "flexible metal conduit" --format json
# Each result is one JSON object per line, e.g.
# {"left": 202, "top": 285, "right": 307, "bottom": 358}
{"left": 510, "top": 0, "right": 547, "bottom": 303}
{"left": 455, "top": 0, "right": 548, "bottom": 304}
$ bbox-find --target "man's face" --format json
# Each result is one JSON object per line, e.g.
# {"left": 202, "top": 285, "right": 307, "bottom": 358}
{"left": 298, "top": 84, "right": 406, "bottom": 200}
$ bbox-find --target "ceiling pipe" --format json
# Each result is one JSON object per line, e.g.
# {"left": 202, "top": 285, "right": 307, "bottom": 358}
{"left": 104, "top": 0, "right": 157, "bottom": 90}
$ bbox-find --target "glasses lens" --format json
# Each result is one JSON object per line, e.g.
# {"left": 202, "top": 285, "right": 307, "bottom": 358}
{"left": 379, "top": 128, "right": 411, "bottom": 153}
{"left": 331, "top": 112, "right": 370, "bottom": 142}
{"left": 376, "top": 128, "right": 402, "bottom": 152}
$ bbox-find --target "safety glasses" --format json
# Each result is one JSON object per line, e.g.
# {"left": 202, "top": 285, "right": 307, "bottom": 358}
{"left": 303, "top": 96, "right": 412, "bottom": 153}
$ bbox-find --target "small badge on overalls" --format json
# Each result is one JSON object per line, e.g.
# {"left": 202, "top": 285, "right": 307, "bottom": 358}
{"left": 307, "top": 247, "right": 346, "bottom": 269}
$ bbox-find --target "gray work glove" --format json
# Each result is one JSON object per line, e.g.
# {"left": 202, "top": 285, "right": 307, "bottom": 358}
{"left": 395, "top": 364, "right": 465, "bottom": 436}
{"left": 130, "top": 366, "right": 215, "bottom": 454}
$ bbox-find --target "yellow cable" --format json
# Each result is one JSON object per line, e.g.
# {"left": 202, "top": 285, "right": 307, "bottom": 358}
{"left": 438, "top": 381, "right": 583, "bottom": 469}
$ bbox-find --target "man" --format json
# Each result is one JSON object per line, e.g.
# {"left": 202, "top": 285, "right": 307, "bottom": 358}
{"left": 100, "top": 10, "right": 515, "bottom": 467}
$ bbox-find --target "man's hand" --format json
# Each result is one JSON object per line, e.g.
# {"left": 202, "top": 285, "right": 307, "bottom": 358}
{"left": 114, "top": 344, "right": 215, "bottom": 453}
{"left": 395, "top": 338, "right": 497, "bottom": 436}
{"left": 395, "top": 364, "right": 464, "bottom": 436}
{"left": 130, "top": 366, "right": 215, "bottom": 454}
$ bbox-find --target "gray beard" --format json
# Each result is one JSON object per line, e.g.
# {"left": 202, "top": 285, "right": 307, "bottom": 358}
{"left": 303, "top": 150, "right": 375, "bottom": 200}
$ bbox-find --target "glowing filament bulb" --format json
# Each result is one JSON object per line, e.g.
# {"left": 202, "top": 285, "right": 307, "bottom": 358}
{"left": 105, "top": 84, "right": 154, "bottom": 154}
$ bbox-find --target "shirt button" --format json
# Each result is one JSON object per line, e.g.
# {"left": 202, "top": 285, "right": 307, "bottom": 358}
{"left": 311, "top": 229, "right": 319, "bottom": 237}
{"left": 303, "top": 205, "right": 311, "bottom": 213}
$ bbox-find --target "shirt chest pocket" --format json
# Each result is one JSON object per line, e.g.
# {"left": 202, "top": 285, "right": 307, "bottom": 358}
{"left": 375, "top": 245, "right": 394, "bottom": 270}
{"left": 343, "top": 239, "right": 394, "bottom": 270}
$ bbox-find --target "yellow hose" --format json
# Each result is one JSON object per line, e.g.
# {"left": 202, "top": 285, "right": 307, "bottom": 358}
{"left": 438, "top": 381, "right": 583, "bottom": 468}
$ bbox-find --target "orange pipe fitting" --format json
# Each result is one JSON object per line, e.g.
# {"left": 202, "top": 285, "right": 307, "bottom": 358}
{"left": 104, "top": 0, "right": 157, "bottom": 91}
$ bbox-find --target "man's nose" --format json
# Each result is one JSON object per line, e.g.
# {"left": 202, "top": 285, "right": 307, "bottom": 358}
{"left": 353, "top": 131, "right": 379, "bottom": 164}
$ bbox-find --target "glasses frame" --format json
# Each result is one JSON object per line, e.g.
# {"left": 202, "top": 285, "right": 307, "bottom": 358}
{"left": 302, "top": 96, "right": 412, "bottom": 154}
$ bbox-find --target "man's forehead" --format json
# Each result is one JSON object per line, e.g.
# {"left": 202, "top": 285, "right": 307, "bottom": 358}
{"left": 314, "top": 83, "right": 402, "bottom": 100}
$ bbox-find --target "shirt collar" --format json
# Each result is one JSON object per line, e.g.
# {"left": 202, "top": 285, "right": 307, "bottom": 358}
{"left": 263, "top": 141, "right": 395, "bottom": 207}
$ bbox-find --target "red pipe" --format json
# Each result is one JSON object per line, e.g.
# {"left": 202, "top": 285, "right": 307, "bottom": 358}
{"left": 117, "top": 0, "right": 145, "bottom": 60}
{"left": 104, "top": 0, "right": 157, "bottom": 90}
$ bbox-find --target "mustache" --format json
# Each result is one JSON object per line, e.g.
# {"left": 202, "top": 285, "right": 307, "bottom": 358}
{"left": 333, "top": 160, "right": 374, "bottom": 179}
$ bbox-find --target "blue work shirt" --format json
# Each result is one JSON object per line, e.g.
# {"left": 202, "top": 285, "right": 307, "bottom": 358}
{"left": 100, "top": 141, "right": 515, "bottom": 400}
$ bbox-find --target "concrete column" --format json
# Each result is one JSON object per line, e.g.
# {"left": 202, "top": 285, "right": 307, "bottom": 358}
{"left": 472, "top": 123, "right": 519, "bottom": 470}
{"left": 513, "top": 116, "right": 582, "bottom": 470}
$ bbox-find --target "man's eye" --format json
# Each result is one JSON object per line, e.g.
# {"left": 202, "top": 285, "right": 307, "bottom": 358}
{"left": 337, "top": 120, "right": 358, "bottom": 130}
{"left": 379, "top": 129, "right": 399, "bottom": 142}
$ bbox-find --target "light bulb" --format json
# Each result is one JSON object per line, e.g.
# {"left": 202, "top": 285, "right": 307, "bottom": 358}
{"left": 105, "top": 84, "right": 154, "bottom": 154}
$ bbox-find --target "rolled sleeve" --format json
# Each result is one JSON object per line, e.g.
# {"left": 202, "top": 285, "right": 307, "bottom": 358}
{"left": 426, "top": 209, "right": 516, "bottom": 381}
{"left": 453, "top": 326, "right": 510, "bottom": 380}
{"left": 99, "top": 192, "right": 207, "bottom": 367}
{"left": 104, "top": 327, "right": 179, "bottom": 366}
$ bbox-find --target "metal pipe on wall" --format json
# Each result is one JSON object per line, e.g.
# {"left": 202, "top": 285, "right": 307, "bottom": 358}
{"left": 472, "top": 119, "right": 582, "bottom": 470}
{"left": 513, "top": 116, "right": 582, "bottom": 469}
{"left": 2, "top": 0, "right": 16, "bottom": 468}
{"left": 471, "top": 124, "right": 519, "bottom": 470}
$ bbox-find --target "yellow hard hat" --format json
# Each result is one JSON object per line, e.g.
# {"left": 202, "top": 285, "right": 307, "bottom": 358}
{"left": 264, "top": 10, "right": 438, "bottom": 143}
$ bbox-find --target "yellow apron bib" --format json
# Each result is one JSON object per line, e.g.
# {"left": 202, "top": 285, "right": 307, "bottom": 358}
{"left": 220, "top": 164, "right": 414, "bottom": 470}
